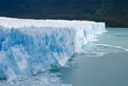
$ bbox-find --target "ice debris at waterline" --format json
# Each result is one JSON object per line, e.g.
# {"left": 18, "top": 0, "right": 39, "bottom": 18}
{"left": 0, "top": 17, "right": 106, "bottom": 81}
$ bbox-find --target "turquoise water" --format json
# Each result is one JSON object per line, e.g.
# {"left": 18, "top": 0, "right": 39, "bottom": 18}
{"left": 50, "top": 28, "right": 128, "bottom": 86}
{"left": 0, "top": 28, "right": 128, "bottom": 86}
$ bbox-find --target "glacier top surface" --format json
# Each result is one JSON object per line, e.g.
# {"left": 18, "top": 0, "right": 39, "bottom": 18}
{"left": 0, "top": 17, "right": 105, "bottom": 28}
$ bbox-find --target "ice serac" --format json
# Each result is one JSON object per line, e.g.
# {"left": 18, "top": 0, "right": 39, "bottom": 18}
{"left": 0, "top": 17, "right": 106, "bottom": 81}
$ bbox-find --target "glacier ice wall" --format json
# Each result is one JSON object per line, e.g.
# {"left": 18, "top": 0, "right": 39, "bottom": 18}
{"left": 0, "top": 17, "right": 106, "bottom": 81}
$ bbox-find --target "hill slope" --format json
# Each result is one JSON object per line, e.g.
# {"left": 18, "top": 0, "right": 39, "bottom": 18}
{"left": 0, "top": 0, "right": 128, "bottom": 27}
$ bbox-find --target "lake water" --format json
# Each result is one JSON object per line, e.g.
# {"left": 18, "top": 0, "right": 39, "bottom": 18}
{"left": 0, "top": 28, "right": 128, "bottom": 86}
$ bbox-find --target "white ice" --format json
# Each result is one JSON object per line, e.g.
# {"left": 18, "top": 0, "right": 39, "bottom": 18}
{"left": 0, "top": 17, "right": 106, "bottom": 81}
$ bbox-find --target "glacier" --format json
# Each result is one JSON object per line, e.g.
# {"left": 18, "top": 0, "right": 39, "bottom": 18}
{"left": 0, "top": 17, "right": 106, "bottom": 81}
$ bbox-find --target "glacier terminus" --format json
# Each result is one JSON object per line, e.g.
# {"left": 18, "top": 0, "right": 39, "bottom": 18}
{"left": 0, "top": 17, "right": 106, "bottom": 81}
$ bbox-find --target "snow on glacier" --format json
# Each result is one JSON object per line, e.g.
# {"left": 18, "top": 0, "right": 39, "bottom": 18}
{"left": 0, "top": 17, "right": 106, "bottom": 81}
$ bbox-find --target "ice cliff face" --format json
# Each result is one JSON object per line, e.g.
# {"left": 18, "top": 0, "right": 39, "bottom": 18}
{"left": 0, "top": 17, "right": 106, "bottom": 81}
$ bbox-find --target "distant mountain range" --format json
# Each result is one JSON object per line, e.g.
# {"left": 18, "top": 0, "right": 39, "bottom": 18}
{"left": 0, "top": 0, "right": 128, "bottom": 27}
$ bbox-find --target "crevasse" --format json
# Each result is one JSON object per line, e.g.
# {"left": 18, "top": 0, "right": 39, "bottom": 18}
{"left": 0, "top": 17, "right": 106, "bottom": 81}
